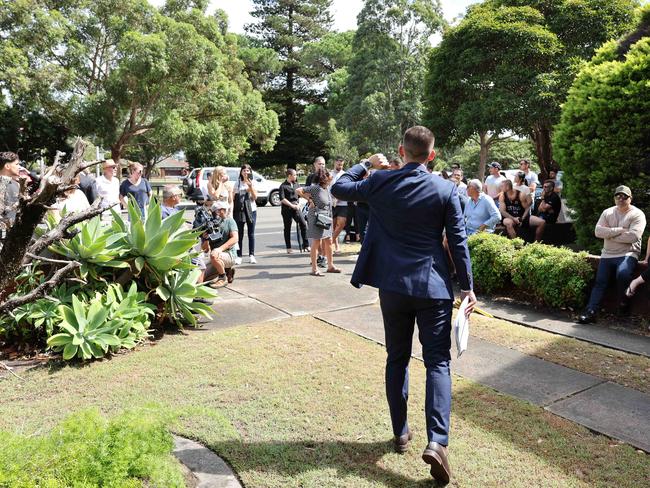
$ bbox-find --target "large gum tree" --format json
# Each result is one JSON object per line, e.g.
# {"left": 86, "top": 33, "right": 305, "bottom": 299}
{"left": 0, "top": 0, "right": 279, "bottom": 170}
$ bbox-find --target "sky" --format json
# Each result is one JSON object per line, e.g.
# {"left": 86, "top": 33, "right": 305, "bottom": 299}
{"left": 150, "top": 1, "right": 480, "bottom": 35}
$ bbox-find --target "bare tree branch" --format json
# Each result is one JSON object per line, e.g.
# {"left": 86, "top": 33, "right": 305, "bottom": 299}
{"left": 25, "top": 201, "right": 111, "bottom": 259}
{"left": 0, "top": 261, "right": 80, "bottom": 314}
{"left": 25, "top": 253, "right": 74, "bottom": 266}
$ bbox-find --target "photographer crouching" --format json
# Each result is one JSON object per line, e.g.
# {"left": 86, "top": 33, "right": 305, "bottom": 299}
{"left": 193, "top": 198, "right": 239, "bottom": 289}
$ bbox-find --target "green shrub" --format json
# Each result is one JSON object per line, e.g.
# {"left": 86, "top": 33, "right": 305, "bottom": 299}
{"left": 467, "top": 233, "right": 524, "bottom": 293}
{"left": 512, "top": 243, "right": 594, "bottom": 309}
{"left": 555, "top": 6, "right": 650, "bottom": 252}
{"left": 0, "top": 409, "right": 185, "bottom": 487}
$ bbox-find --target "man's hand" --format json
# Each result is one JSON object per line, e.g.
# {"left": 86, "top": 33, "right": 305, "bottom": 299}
{"left": 460, "top": 290, "right": 477, "bottom": 318}
{"left": 368, "top": 153, "right": 389, "bottom": 170}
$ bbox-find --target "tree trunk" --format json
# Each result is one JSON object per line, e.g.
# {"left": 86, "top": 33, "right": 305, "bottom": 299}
{"left": 531, "top": 123, "right": 553, "bottom": 181}
{"left": 477, "top": 131, "right": 489, "bottom": 181}
{"left": 110, "top": 145, "right": 123, "bottom": 167}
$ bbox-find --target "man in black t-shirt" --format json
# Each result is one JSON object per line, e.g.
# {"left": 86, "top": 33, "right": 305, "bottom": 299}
{"left": 528, "top": 180, "right": 561, "bottom": 241}
{"left": 279, "top": 169, "right": 308, "bottom": 252}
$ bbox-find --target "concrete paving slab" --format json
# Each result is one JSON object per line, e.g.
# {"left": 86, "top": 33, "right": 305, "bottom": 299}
{"left": 547, "top": 382, "right": 650, "bottom": 452}
{"left": 200, "top": 297, "right": 289, "bottom": 330}
{"left": 452, "top": 338, "right": 604, "bottom": 406}
{"left": 477, "top": 298, "right": 650, "bottom": 358}
{"left": 317, "top": 303, "right": 603, "bottom": 407}
{"left": 173, "top": 435, "right": 242, "bottom": 488}
{"left": 228, "top": 255, "right": 377, "bottom": 316}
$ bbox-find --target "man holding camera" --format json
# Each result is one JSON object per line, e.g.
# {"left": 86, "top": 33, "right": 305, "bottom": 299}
{"left": 195, "top": 199, "right": 238, "bottom": 288}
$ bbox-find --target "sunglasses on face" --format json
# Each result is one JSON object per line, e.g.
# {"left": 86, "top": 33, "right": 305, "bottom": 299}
{"left": 615, "top": 194, "right": 630, "bottom": 200}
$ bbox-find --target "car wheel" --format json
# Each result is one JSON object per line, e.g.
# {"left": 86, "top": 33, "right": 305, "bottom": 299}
{"left": 256, "top": 198, "right": 268, "bottom": 207}
{"left": 269, "top": 190, "right": 281, "bottom": 206}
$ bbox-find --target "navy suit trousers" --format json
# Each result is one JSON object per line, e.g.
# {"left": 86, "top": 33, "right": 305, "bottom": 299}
{"left": 379, "top": 290, "right": 453, "bottom": 446}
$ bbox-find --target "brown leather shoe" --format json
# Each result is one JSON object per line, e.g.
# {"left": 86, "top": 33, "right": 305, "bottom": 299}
{"left": 422, "top": 442, "right": 451, "bottom": 484}
{"left": 393, "top": 430, "right": 413, "bottom": 454}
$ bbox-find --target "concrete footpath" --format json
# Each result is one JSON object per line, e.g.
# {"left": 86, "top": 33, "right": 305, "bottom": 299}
{"left": 201, "top": 207, "right": 650, "bottom": 453}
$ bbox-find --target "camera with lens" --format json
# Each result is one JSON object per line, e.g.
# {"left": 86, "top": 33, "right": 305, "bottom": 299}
{"left": 193, "top": 205, "right": 224, "bottom": 249}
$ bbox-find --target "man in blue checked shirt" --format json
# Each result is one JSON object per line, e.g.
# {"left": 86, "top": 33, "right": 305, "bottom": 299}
{"left": 464, "top": 179, "right": 501, "bottom": 235}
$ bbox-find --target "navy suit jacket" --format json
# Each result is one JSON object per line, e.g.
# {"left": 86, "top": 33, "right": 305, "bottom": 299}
{"left": 331, "top": 162, "right": 473, "bottom": 300}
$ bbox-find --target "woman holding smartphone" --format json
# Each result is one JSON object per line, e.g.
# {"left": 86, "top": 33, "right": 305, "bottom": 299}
{"left": 232, "top": 164, "right": 258, "bottom": 265}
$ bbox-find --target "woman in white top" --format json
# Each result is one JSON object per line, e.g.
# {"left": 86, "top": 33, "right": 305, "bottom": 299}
{"left": 207, "top": 166, "right": 233, "bottom": 216}
{"left": 232, "top": 164, "right": 258, "bottom": 265}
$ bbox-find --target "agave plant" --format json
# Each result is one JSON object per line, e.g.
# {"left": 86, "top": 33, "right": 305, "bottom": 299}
{"left": 49, "top": 215, "right": 128, "bottom": 281}
{"left": 111, "top": 198, "right": 200, "bottom": 283}
{"left": 156, "top": 269, "right": 217, "bottom": 327}
{"left": 47, "top": 283, "right": 154, "bottom": 360}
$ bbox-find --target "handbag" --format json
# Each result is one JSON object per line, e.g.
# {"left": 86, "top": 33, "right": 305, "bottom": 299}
{"left": 315, "top": 210, "right": 332, "bottom": 230}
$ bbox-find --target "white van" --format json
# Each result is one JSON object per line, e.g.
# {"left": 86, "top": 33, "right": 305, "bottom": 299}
{"left": 182, "top": 167, "right": 281, "bottom": 206}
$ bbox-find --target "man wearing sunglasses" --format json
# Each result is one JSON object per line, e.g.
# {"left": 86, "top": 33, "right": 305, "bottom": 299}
{"left": 578, "top": 185, "right": 646, "bottom": 324}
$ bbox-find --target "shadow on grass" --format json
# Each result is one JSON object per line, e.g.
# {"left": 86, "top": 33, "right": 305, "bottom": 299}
{"left": 185, "top": 440, "right": 442, "bottom": 487}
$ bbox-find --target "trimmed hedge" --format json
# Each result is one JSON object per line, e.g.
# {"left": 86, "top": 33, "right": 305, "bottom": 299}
{"left": 467, "top": 233, "right": 524, "bottom": 293}
{"left": 468, "top": 233, "right": 594, "bottom": 309}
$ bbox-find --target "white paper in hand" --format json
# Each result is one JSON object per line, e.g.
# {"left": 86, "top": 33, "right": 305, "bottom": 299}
{"left": 454, "top": 296, "right": 470, "bottom": 358}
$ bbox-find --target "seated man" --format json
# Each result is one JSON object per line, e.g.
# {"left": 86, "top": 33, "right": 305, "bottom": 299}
{"left": 499, "top": 179, "right": 530, "bottom": 239}
{"left": 161, "top": 184, "right": 183, "bottom": 218}
{"left": 578, "top": 186, "right": 646, "bottom": 323}
{"left": 195, "top": 199, "right": 239, "bottom": 288}
{"left": 527, "top": 180, "right": 561, "bottom": 241}
{"left": 464, "top": 178, "right": 501, "bottom": 235}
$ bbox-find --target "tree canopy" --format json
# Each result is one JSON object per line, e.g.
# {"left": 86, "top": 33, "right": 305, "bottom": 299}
{"left": 244, "top": 0, "right": 333, "bottom": 167}
{"left": 0, "top": 0, "right": 279, "bottom": 168}
{"left": 423, "top": 0, "right": 637, "bottom": 179}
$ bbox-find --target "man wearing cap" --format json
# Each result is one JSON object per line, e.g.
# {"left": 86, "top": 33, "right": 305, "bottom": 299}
{"left": 161, "top": 185, "right": 183, "bottom": 219}
{"left": 94, "top": 160, "right": 120, "bottom": 210}
{"left": 483, "top": 162, "right": 507, "bottom": 201}
{"left": 578, "top": 185, "right": 646, "bottom": 324}
{"left": 204, "top": 200, "right": 239, "bottom": 288}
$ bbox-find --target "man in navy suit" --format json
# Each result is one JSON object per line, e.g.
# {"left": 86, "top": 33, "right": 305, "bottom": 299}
{"left": 331, "top": 126, "right": 476, "bottom": 484}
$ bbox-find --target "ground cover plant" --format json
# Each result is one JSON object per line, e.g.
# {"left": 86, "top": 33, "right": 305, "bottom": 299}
{"left": 0, "top": 408, "right": 185, "bottom": 487}
{"left": 1, "top": 316, "right": 647, "bottom": 487}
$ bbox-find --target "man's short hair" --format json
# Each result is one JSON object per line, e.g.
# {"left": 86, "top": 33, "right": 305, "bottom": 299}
{"left": 286, "top": 168, "right": 296, "bottom": 176}
{"left": 519, "top": 159, "right": 530, "bottom": 166}
{"left": 314, "top": 156, "right": 325, "bottom": 165}
{"left": 335, "top": 156, "right": 344, "bottom": 162}
{"left": 0, "top": 152, "right": 19, "bottom": 170}
{"left": 162, "top": 185, "right": 182, "bottom": 199}
{"left": 402, "top": 126, "right": 435, "bottom": 159}
{"left": 468, "top": 179, "right": 483, "bottom": 192}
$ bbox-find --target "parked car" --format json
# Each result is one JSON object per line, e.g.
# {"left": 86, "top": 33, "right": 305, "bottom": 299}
{"left": 182, "top": 167, "right": 282, "bottom": 206}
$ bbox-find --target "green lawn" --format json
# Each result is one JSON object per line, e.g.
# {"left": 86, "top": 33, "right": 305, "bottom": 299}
{"left": 1, "top": 317, "right": 647, "bottom": 487}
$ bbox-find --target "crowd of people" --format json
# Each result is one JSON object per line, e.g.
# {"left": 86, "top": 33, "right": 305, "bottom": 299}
{"left": 2, "top": 127, "right": 650, "bottom": 483}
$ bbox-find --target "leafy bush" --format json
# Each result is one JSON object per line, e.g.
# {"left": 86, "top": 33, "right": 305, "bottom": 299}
{"left": 512, "top": 243, "right": 594, "bottom": 309}
{"left": 467, "top": 233, "right": 524, "bottom": 293}
{"left": 47, "top": 283, "right": 154, "bottom": 360}
{"left": 467, "top": 233, "right": 594, "bottom": 309}
{"left": 555, "top": 6, "right": 650, "bottom": 252}
{"left": 0, "top": 409, "right": 185, "bottom": 487}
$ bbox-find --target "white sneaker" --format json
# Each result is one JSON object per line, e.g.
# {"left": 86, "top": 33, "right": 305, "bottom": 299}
{"left": 234, "top": 257, "right": 242, "bottom": 266}
{"left": 249, "top": 255, "right": 257, "bottom": 264}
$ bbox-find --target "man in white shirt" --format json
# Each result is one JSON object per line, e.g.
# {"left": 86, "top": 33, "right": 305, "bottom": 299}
{"left": 519, "top": 159, "right": 539, "bottom": 195}
{"left": 94, "top": 160, "right": 120, "bottom": 210}
{"left": 483, "top": 162, "right": 506, "bottom": 201}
